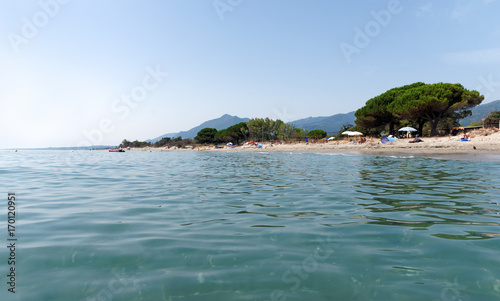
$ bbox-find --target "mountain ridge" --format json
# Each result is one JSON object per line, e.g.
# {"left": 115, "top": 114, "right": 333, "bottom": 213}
{"left": 459, "top": 99, "right": 500, "bottom": 126}
{"left": 147, "top": 100, "right": 500, "bottom": 142}
{"left": 147, "top": 114, "right": 250, "bottom": 143}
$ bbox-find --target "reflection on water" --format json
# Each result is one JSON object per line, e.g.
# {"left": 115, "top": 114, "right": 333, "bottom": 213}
{"left": 356, "top": 156, "right": 500, "bottom": 240}
{"left": 1, "top": 150, "right": 500, "bottom": 301}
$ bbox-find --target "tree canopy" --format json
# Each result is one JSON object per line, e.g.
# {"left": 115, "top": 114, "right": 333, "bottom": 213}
{"left": 484, "top": 110, "right": 500, "bottom": 128}
{"left": 307, "top": 129, "right": 327, "bottom": 138}
{"left": 389, "top": 83, "right": 483, "bottom": 136}
{"left": 247, "top": 118, "right": 296, "bottom": 141}
{"left": 355, "top": 82, "right": 426, "bottom": 135}
{"left": 195, "top": 128, "right": 218, "bottom": 144}
{"left": 214, "top": 122, "right": 248, "bottom": 144}
{"left": 355, "top": 82, "right": 484, "bottom": 136}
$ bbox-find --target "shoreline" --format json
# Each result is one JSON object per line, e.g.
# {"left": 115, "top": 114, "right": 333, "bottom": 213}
{"left": 125, "top": 130, "right": 500, "bottom": 160}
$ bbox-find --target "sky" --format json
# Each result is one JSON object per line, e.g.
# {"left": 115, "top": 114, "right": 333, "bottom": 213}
{"left": 1, "top": 0, "right": 500, "bottom": 148}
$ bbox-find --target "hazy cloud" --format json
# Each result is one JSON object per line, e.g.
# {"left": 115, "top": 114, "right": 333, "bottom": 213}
{"left": 443, "top": 48, "right": 500, "bottom": 64}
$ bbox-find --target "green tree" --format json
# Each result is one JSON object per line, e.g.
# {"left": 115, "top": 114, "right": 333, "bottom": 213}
{"left": 291, "top": 128, "right": 308, "bottom": 140}
{"left": 468, "top": 121, "right": 482, "bottom": 127}
{"left": 283, "top": 123, "right": 296, "bottom": 140}
{"left": 195, "top": 128, "right": 218, "bottom": 144}
{"left": 389, "top": 83, "right": 484, "bottom": 136}
{"left": 272, "top": 119, "right": 285, "bottom": 140}
{"left": 307, "top": 129, "right": 327, "bottom": 139}
{"left": 120, "top": 139, "right": 131, "bottom": 148}
{"left": 154, "top": 137, "right": 172, "bottom": 147}
{"left": 355, "top": 82, "right": 426, "bottom": 135}
{"left": 215, "top": 122, "right": 248, "bottom": 144}
{"left": 247, "top": 118, "right": 259, "bottom": 140}
{"left": 335, "top": 124, "right": 353, "bottom": 139}
{"left": 247, "top": 118, "right": 265, "bottom": 141}
{"left": 484, "top": 110, "right": 500, "bottom": 128}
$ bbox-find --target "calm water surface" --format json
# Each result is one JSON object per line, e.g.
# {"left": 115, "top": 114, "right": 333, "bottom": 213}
{"left": 1, "top": 150, "right": 500, "bottom": 301}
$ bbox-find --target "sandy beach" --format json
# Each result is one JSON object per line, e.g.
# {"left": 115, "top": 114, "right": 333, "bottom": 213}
{"left": 129, "top": 128, "right": 500, "bottom": 158}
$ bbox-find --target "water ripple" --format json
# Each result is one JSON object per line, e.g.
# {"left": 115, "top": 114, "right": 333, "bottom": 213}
{"left": 1, "top": 150, "right": 500, "bottom": 300}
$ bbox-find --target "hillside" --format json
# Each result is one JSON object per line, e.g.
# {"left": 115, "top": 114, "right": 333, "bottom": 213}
{"left": 291, "top": 111, "right": 356, "bottom": 134}
{"left": 147, "top": 114, "right": 250, "bottom": 143}
{"left": 145, "top": 100, "right": 498, "bottom": 144}
{"left": 459, "top": 99, "right": 500, "bottom": 126}
{"left": 148, "top": 112, "right": 357, "bottom": 143}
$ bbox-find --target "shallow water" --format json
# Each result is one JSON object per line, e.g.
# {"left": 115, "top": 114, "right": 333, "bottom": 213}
{"left": 1, "top": 150, "right": 500, "bottom": 300}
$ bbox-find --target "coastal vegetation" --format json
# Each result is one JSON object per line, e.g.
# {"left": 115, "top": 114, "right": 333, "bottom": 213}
{"left": 307, "top": 129, "right": 327, "bottom": 139}
{"left": 120, "top": 82, "right": 492, "bottom": 147}
{"left": 484, "top": 110, "right": 500, "bottom": 128}
{"left": 355, "top": 82, "right": 484, "bottom": 136}
{"left": 194, "top": 128, "right": 218, "bottom": 144}
{"left": 120, "top": 139, "right": 151, "bottom": 148}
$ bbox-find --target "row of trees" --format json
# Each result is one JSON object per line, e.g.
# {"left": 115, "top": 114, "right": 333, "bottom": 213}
{"left": 484, "top": 111, "right": 500, "bottom": 128}
{"left": 355, "top": 82, "right": 484, "bottom": 136}
{"left": 119, "top": 119, "right": 330, "bottom": 149}
{"left": 195, "top": 118, "right": 329, "bottom": 145}
{"left": 121, "top": 81, "right": 487, "bottom": 147}
{"left": 120, "top": 139, "right": 151, "bottom": 148}
{"left": 120, "top": 137, "right": 194, "bottom": 149}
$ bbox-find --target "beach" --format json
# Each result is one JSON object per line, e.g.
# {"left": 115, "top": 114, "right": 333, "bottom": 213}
{"left": 132, "top": 128, "right": 500, "bottom": 156}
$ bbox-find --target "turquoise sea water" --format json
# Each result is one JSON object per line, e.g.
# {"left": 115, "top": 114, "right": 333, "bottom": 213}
{"left": 1, "top": 150, "right": 500, "bottom": 301}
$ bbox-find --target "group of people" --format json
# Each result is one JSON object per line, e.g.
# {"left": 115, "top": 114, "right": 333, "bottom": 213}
{"left": 407, "top": 131, "right": 469, "bottom": 143}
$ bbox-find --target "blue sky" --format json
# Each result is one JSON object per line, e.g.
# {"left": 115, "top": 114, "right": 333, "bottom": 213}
{"left": 1, "top": 0, "right": 500, "bottom": 148}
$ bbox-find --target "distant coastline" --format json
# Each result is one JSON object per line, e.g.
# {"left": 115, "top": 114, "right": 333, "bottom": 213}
{"left": 4, "top": 146, "right": 114, "bottom": 151}
{"left": 124, "top": 128, "right": 500, "bottom": 157}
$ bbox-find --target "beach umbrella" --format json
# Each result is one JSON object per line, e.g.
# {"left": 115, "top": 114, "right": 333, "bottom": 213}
{"left": 347, "top": 131, "right": 364, "bottom": 136}
{"left": 398, "top": 126, "right": 417, "bottom": 132}
{"left": 227, "top": 142, "right": 233, "bottom": 145}
{"left": 328, "top": 137, "right": 336, "bottom": 140}
{"left": 342, "top": 131, "right": 363, "bottom": 136}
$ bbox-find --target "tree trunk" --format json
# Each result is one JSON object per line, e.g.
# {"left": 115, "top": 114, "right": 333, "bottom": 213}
{"left": 430, "top": 118, "right": 440, "bottom": 136}
{"left": 417, "top": 119, "right": 425, "bottom": 136}
{"left": 389, "top": 121, "right": 395, "bottom": 136}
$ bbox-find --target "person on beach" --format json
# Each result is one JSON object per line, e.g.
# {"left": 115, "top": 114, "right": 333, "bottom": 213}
{"left": 409, "top": 135, "right": 422, "bottom": 143}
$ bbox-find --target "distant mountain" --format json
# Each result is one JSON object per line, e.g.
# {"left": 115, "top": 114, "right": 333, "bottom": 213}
{"left": 290, "top": 111, "right": 356, "bottom": 134}
{"left": 148, "top": 114, "right": 250, "bottom": 143}
{"left": 459, "top": 99, "right": 500, "bottom": 126}
{"left": 148, "top": 112, "right": 356, "bottom": 143}
{"left": 147, "top": 101, "right": 500, "bottom": 143}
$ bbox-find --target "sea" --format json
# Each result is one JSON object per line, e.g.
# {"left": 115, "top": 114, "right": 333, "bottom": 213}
{"left": 1, "top": 149, "right": 500, "bottom": 301}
